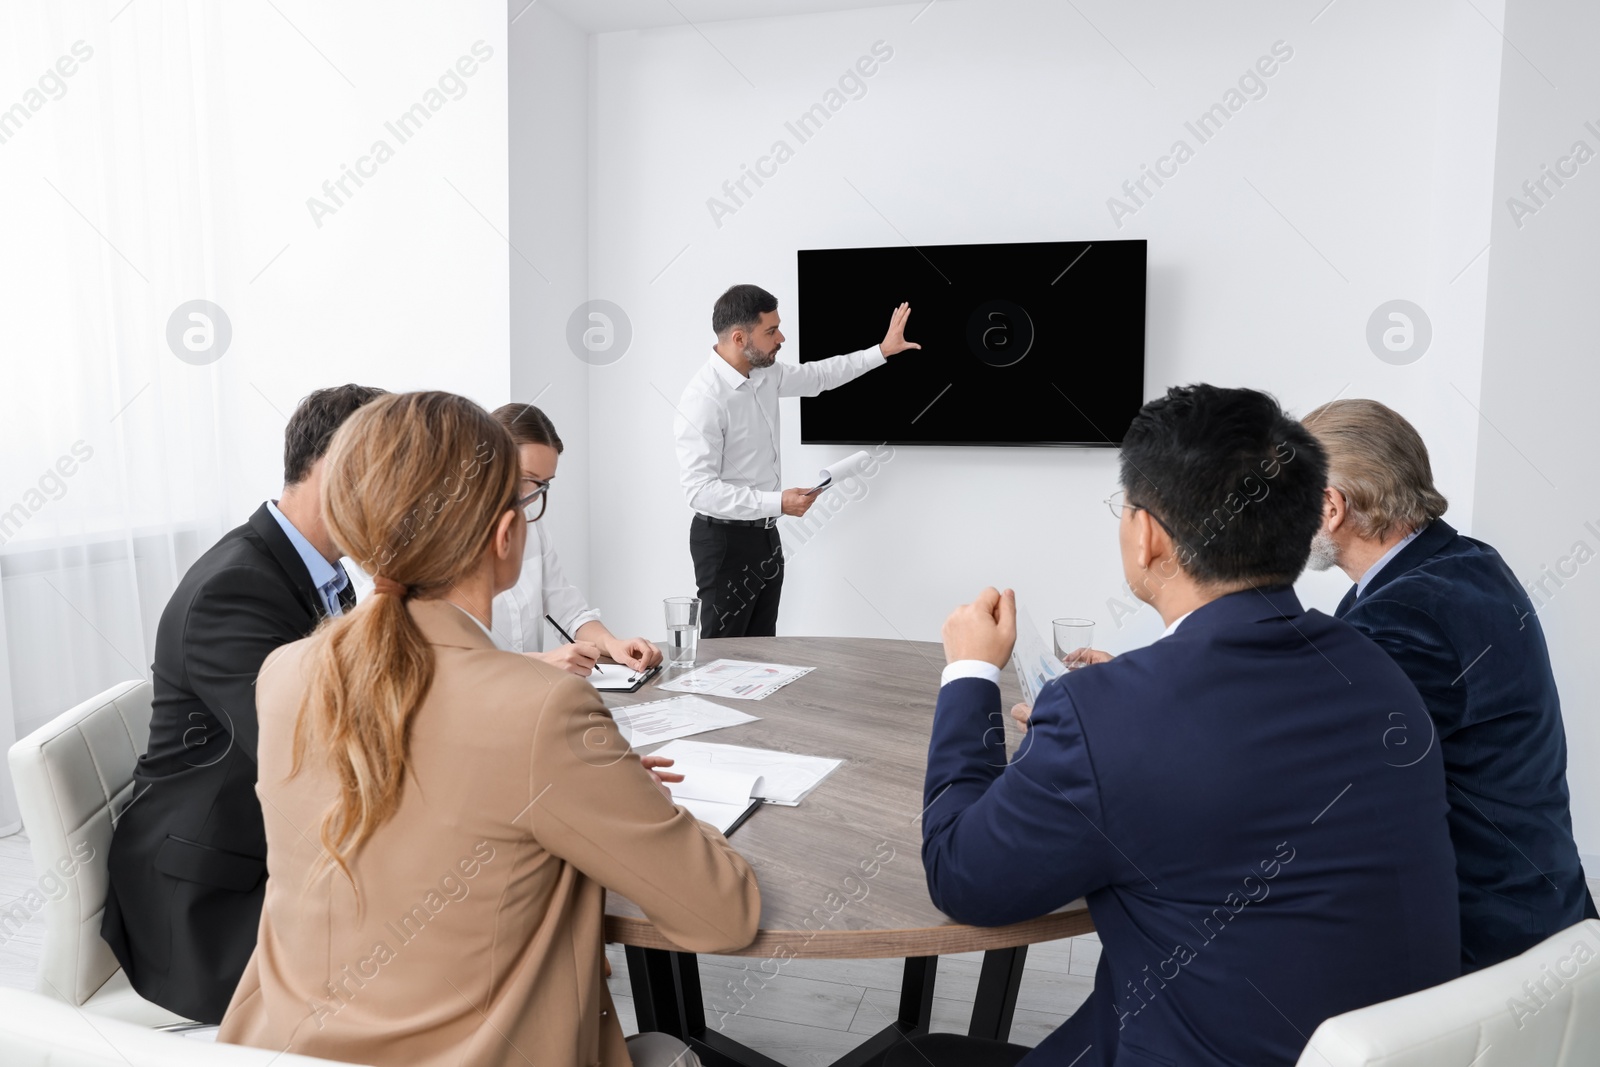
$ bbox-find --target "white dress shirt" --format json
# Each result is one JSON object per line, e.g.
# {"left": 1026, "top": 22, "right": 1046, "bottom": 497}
{"left": 490, "top": 520, "right": 602, "bottom": 653}
{"left": 673, "top": 347, "right": 887, "bottom": 520}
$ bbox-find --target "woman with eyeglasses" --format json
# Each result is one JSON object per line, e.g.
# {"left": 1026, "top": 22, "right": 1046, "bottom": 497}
{"left": 490, "top": 403, "right": 663, "bottom": 676}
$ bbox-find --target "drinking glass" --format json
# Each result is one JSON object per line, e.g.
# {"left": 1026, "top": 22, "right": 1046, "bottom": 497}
{"left": 664, "top": 597, "right": 701, "bottom": 667}
{"left": 1052, "top": 617, "right": 1096, "bottom": 670}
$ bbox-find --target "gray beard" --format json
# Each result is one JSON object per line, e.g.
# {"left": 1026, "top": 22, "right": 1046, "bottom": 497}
{"left": 1306, "top": 530, "right": 1341, "bottom": 572}
{"left": 745, "top": 342, "right": 778, "bottom": 369}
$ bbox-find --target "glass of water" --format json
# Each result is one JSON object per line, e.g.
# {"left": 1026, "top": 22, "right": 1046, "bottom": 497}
{"left": 664, "top": 597, "right": 701, "bottom": 667}
{"left": 1053, "top": 618, "right": 1095, "bottom": 670}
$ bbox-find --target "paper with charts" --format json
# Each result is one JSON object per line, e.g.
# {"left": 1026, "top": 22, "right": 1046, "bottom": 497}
{"left": 1012, "top": 604, "right": 1065, "bottom": 707}
{"left": 607, "top": 695, "right": 759, "bottom": 747}
{"left": 659, "top": 659, "right": 815, "bottom": 700}
{"left": 648, "top": 739, "right": 842, "bottom": 807}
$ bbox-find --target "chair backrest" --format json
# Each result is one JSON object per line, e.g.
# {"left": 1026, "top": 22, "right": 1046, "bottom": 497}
{"left": 0, "top": 987, "right": 365, "bottom": 1066}
{"left": 1297, "top": 918, "right": 1600, "bottom": 1066}
{"left": 5, "top": 679, "right": 154, "bottom": 1006}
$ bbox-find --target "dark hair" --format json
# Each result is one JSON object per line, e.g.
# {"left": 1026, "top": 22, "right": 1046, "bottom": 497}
{"left": 283, "top": 384, "right": 386, "bottom": 485}
{"left": 1120, "top": 384, "right": 1327, "bottom": 588}
{"left": 491, "top": 402, "right": 564, "bottom": 453}
{"left": 712, "top": 284, "right": 778, "bottom": 338}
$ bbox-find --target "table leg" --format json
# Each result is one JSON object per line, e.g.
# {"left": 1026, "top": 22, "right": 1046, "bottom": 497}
{"left": 968, "top": 945, "right": 1028, "bottom": 1040}
{"left": 824, "top": 956, "right": 938, "bottom": 1067}
{"left": 627, "top": 949, "right": 787, "bottom": 1067}
{"left": 625, "top": 945, "right": 684, "bottom": 1037}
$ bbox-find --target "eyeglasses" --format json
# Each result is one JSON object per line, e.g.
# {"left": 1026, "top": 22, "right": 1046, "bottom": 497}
{"left": 515, "top": 479, "right": 550, "bottom": 523}
{"left": 1104, "top": 489, "right": 1178, "bottom": 539}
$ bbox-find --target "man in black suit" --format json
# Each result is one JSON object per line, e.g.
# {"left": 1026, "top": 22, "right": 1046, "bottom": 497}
{"left": 102, "top": 384, "right": 383, "bottom": 1023}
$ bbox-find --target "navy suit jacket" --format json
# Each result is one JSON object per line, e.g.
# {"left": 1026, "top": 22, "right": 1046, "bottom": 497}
{"left": 1337, "top": 520, "right": 1596, "bottom": 971}
{"left": 923, "top": 587, "right": 1460, "bottom": 1067}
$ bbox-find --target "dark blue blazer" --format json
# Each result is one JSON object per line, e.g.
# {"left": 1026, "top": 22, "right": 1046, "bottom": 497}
{"left": 1336, "top": 520, "right": 1596, "bottom": 971}
{"left": 923, "top": 587, "right": 1460, "bottom": 1067}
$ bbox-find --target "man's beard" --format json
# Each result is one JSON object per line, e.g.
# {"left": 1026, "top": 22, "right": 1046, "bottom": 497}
{"left": 744, "top": 341, "right": 779, "bottom": 369}
{"left": 1306, "top": 529, "right": 1341, "bottom": 572}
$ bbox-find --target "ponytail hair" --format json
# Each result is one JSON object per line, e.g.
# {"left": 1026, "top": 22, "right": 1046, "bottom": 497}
{"left": 292, "top": 391, "right": 518, "bottom": 888}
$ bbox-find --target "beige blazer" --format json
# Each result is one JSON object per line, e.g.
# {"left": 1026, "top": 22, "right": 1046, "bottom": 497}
{"left": 219, "top": 598, "right": 760, "bottom": 1067}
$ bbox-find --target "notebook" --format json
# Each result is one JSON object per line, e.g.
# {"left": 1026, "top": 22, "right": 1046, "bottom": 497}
{"left": 668, "top": 764, "right": 765, "bottom": 836}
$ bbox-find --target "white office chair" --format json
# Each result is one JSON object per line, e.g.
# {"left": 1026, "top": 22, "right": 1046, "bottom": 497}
{"left": 1297, "top": 918, "right": 1600, "bottom": 1066}
{"left": 6, "top": 678, "right": 190, "bottom": 1027}
{"left": 0, "top": 986, "right": 364, "bottom": 1065}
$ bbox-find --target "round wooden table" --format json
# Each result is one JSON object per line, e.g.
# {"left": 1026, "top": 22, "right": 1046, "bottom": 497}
{"left": 602, "top": 636, "right": 1093, "bottom": 1067}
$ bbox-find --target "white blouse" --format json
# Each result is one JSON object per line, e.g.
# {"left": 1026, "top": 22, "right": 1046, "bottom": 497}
{"left": 490, "top": 520, "right": 602, "bottom": 653}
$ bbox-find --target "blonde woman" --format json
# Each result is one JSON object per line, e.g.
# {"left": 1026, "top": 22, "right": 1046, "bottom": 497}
{"left": 219, "top": 392, "right": 759, "bottom": 1067}
{"left": 489, "top": 403, "right": 662, "bottom": 675}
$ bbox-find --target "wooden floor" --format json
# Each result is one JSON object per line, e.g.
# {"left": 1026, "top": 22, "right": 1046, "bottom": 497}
{"left": 7, "top": 829, "right": 1597, "bottom": 1067}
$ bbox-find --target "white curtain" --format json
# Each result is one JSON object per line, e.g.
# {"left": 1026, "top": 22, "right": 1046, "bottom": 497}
{"left": 0, "top": 0, "right": 515, "bottom": 833}
{"left": 0, "top": 2, "right": 240, "bottom": 832}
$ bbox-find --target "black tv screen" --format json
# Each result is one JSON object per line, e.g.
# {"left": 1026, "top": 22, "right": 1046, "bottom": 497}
{"left": 798, "top": 239, "right": 1146, "bottom": 446}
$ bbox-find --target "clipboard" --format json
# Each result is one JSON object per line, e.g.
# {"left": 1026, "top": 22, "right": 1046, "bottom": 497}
{"left": 588, "top": 663, "right": 662, "bottom": 693}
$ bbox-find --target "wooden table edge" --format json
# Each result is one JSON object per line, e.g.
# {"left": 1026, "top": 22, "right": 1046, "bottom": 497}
{"left": 604, "top": 905, "right": 1093, "bottom": 959}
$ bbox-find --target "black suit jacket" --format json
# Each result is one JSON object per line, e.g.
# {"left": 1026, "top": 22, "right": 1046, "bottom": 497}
{"left": 101, "top": 504, "right": 350, "bottom": 1023}
{"left": 1337, "top": 520, "right": 1596, "bottom": 971}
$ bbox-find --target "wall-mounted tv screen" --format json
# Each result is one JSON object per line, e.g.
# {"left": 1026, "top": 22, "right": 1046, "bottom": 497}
{"left": 798, "top": 239, "right": 1146, "bottom": 447}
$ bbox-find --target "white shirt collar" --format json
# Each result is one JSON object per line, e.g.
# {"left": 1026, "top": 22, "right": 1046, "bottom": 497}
{"left": 1160, "top": 610, "right": 1194, "bottom": 639}
{"left": 709, "top": 350, "right": 751, "bottom": 390}
{"left": 449, "top": 602, "right": 510, "bottom": 651}
{"left": 1356, "top": 524, "right": 1425, "bottom": 598}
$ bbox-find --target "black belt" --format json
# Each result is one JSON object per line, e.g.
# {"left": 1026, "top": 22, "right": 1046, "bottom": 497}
{"left": 696, "top": 514, "right": 778, "bottom": 529}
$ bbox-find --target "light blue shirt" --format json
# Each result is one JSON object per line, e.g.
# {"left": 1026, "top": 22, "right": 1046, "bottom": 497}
{"left": 1355, "top": 525, "right": 1425, "bottom": 599}
{"left": 266, "top": 500, "right": 349, "bottom": 618}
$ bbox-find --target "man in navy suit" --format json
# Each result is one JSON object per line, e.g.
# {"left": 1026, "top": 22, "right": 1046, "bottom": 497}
{"left": 896, "top": 385, "right": 1459, "bottom": 1067}
{"left": 1304, "top": 398, "right": 1595, "bottom": 972}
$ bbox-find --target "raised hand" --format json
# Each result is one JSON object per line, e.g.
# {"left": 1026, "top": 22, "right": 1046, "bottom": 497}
{"left": 941, "top": 587, "right": 1018, "bottom": 669}
{"left": 879, "top": 302, "right": 922, "bottom": 358}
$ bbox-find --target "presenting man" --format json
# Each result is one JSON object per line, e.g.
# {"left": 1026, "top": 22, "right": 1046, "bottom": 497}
{"left": 673, "top": 284, "right": 918, "bottom": 637}
{"left": 900, "top": 385, "right": 1459, "bottom": 1067}
{"left": 102, "top": 383, "right": 384, "bottom": 1022}
{"left": 1304, "top": 398, "right": 1596, "bottom": 972}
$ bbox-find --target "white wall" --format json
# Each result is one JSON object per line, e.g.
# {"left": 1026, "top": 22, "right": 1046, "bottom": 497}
{"left": 581, "top": 0, "right": 1502, "bottom": 649}
{"left": 1473, "top": 0, "right": 1600, "bottom": 858}
{"left": 508, "top": 2, "right": 593, "bottom": 604}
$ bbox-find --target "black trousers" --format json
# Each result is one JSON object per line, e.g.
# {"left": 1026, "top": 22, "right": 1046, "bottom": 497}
{"left": 690, "top": 514, "right": 785, "bottom": 638}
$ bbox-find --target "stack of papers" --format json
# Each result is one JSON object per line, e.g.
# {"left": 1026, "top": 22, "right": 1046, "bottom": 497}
{"left": 608, "top": 695, "right": 759, "bottom": 747}
{"left": 659, "top": 659, "right": 815, "bottom": 700}
{"left": 651, "top": 739, "right": 842, "bottom": 807}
